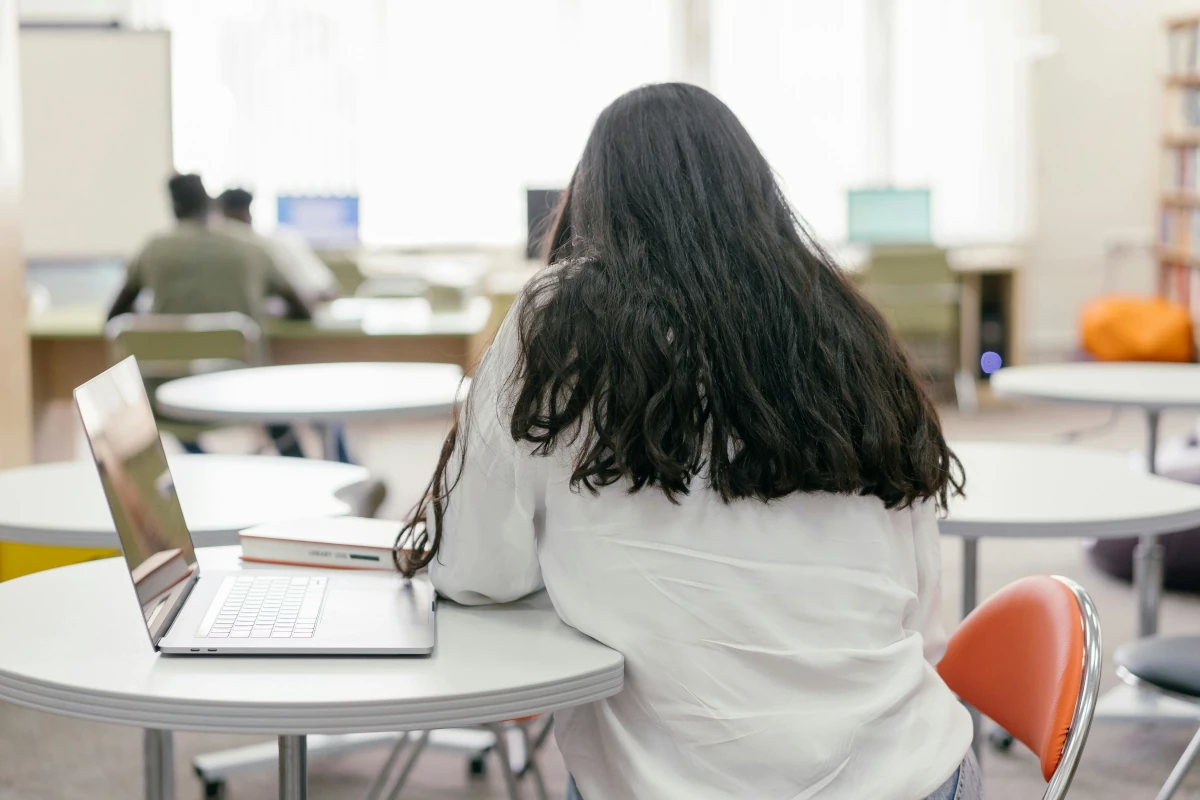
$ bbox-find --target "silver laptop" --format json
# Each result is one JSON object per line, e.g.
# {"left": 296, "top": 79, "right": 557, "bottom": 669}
{"left": 74, "top": 356, "right": 436, "bottom": 656}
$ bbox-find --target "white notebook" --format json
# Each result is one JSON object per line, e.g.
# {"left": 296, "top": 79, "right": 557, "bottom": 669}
{"left": 239, "top": 517, "right": 408, "bottom": 571}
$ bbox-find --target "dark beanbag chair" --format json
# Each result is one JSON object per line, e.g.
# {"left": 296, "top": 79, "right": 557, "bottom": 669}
{"left": 1087, "top": 532, "right": 1200, "bottom": 593}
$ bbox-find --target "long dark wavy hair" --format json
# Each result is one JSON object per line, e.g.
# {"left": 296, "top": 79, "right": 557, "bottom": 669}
{"left": 397, "top": 83, "right": 963, "bottom": 577}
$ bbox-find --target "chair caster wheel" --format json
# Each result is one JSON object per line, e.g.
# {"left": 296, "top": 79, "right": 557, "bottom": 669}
{"left": 202, "top": 779, "right": 227, "bottom": 800}
{"left": 468, "top": 755, "right": 488, "bottom": 779}
{"left": 989, "top": 729, "right": 1015, "bottom": 752}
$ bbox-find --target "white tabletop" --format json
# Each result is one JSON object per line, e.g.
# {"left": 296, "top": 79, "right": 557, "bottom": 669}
{"left": 156, "top": 363, "right": 465, "bottom": 425}
{"left": 942, "top": 441, "right": 1200, "bottom": 539}
{"left": 0, "top": 548, "right": 624, "bottom": 734}
{"left": 0, "top": 455, "right": 368, "bottom": 548}
{"left": 990, "top": 363, "right": 1200, "bottom": 411}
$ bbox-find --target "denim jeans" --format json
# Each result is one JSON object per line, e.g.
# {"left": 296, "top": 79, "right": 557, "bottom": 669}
{"left": 267, "top": 424, "right": 354, "bottom": 463}
{"left": 564, "top": 749, "right": 983, "bottom": 800}
{"left": 927, "top": 748, "right": 983, "bottom": 800}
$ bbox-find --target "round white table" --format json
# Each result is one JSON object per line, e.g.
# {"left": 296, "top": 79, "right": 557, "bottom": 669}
{"left": 0, "top": 547, "right": 623, "bottom": 800}
{"left": 0, "top": 455, "right": 369, "bottom": 548}
{"left": 991, "top": 363, "right": 1200, "bottom": 636}
{"left": 945, "top": 441, "right": 1200, "bottom": 739}
{"left": 156, "top": 363, "right": 465, "bottom": 460}
{"left": 945, "top": 441, "right": 1200, "bottom": 614}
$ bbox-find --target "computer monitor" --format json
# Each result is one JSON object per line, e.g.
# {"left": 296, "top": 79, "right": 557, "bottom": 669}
{"left": 75, "top": 356, "right": 199, "bottom": 646}
{"left": 846, "top": 187, "right": 932, "bottom": 244}
{"left": 526, "top": 188, "right": 563, "bottom": 260}
{"left": 277, "top": 194, "right": 360, "bottom": 249}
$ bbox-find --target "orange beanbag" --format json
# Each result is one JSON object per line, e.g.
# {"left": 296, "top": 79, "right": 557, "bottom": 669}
{"left": 1081, "top": 295, "right": 1195, "bottom": 362}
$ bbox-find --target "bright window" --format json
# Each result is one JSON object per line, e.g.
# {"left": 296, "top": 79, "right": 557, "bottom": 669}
{"left": 160, "top": 0, "right": 1032, "bottom": 247}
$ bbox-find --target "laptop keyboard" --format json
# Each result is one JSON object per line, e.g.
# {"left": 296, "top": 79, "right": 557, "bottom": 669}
{"left": 200, "top": 575, "right": 327, "bottom": 639}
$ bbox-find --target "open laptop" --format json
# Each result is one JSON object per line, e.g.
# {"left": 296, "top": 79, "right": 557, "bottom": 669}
{"left": 74, "top": 356, "right": 435, "bottom": 656}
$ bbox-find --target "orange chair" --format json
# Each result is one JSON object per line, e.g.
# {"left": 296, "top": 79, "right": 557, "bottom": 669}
{"left": 938, "top": 575, "right": 1102, "bottom": 799}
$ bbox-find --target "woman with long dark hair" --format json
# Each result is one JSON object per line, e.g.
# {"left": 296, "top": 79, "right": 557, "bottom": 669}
{"left": 400, "top": 83, "right": 976, "bottom": 800}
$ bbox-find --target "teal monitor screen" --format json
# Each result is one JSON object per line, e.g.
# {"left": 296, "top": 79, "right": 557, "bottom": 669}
{"left": 846, "top": 188, "right": 932, "bottom": 244}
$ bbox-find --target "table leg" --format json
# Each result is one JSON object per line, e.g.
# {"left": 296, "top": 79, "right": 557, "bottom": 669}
{"left": 144, "top": 729, "right": 174, "bottom": 800}
{"left": 955, "top": 273, "right": 982, "bottom": 415}
{"left": 279, "top": 735, "right": 307, "bottom": 800}
{"left": 318, "top": 424, "right": 338, "bottom": 462}
{"left": 490, "top": 724, "right": 522, "bottom": 800}
{"left": 1135, "top": 409, "right": 1164, "bottom": 638}
{"left": 960, "top": 538, "right": 983, "bottom": 760}
{"left": 961, "top": 538, "right": 979, "bottom": 619}
{"left": 317, "top": 424, "right": 346, "bottom": 463}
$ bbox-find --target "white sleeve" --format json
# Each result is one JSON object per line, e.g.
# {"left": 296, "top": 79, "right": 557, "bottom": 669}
{"left": 911, "top": 501, "right": 950, "bottom": 665}
{"left": 428, "top": 303, "right": 545, "bottom": 605}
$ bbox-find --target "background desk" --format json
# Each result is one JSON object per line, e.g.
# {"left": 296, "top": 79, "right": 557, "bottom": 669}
{"left": 0, "top": 547, "right": 624, "bottom": 800}
{"left": 27, "top": 299, "right": 494, "bottom": 444}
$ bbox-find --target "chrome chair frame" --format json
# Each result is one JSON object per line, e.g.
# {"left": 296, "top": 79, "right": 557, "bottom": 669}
{"left": 1115, "top": 662, "right": 1200, "bottom": 799}
{"left": 1043, "top": 575, "right": 1103, "bottom": 800}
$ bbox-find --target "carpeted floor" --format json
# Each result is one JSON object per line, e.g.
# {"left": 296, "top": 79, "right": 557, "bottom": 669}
{"left": 6, "top": 399, "right": 1200, "bottom": 799}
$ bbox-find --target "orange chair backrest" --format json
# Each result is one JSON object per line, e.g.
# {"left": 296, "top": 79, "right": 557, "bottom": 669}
{"left": 937, "top": 576, "right": 1085, "bottom": 782}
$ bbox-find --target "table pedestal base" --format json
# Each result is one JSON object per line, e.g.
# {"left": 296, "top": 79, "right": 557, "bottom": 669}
{"left": 1134, "top": 536, "right": 1165, "bottom": 638}
{"left": 959, "top": 538, "right": 983, "bottom": 760}
{"left": 279, "top": 735, "right": 306, "bottom": 800}
{"left": 144, "top": 729, "right": 174, "bottom": 800}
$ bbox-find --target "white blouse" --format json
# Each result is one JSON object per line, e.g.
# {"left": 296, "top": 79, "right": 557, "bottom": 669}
{"left": 429, "top": 303, "right": 973, "bottom": 800}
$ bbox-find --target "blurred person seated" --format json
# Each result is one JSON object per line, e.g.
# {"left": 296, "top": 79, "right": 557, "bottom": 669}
{"left": 108, "top": 174, "right": 312, "bottom": 324}
{"left": 217, "top": 188, "right": 341, "bottom": 305}
{"left": 107, "top": 173, "right": 310, "bottom": 459}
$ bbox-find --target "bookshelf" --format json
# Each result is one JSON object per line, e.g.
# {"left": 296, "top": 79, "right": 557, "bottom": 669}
{"left": 1160, "top": 17, "right": 1200, "bottom": 311}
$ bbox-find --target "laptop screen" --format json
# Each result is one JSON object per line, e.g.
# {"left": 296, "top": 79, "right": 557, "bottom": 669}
{"left": 75, "top": 356, "right": 199, "bottom": 647}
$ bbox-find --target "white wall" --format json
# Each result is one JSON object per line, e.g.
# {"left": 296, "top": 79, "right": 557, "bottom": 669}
{"left": 1026, "top": 0, "right": 1188, "bottom": 360}
{"left": 19, "top": 0, "right": 131, "bottom": 24}
{"left": 20, "top": 28, "right": 173, "bottom": 258}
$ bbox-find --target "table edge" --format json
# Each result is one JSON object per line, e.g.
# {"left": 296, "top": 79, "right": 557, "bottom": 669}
{"left": 153, "top": 399, "right": 457, "bottom": 425}
{"left": 940, "top": 505, "right": 1200, "bottom": 539}
{"left": 0, "top": 660, "right": 624, "bottom": 734}
{"left": 0, "top": 523, "right": 243, "bottom": 548}
{"left": 990, "top": 386, "right": 1200, "bottom": 411}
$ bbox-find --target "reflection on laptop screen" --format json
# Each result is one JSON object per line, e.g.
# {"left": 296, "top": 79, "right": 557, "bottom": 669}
{"left": 75, "top": 356, "right": 198, "bottom": 645}
{"left": 526, "top": 188, "right": 563, "bottom": 260}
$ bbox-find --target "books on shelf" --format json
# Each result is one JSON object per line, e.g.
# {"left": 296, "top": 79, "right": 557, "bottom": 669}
{"left": 1166, "top": 89, "right": 1200, "bottom": 133}
{"left": 1164, "top": 19, "right": 1200, "bottom": 325}
{"left": 1171, "top": 22, "right": 1200, "bottom": 75}
{"left": 1164, "top": 145, "right": 1200, "bottom": 192}
{"left": 1158, "top": 206, "right": 1200, "bottom": 250}
{"left": 239, "top": 517, "right": 417, "bottom": 571}
{"left": 1160, "top": 262, "right": 1200, "bottom": 309}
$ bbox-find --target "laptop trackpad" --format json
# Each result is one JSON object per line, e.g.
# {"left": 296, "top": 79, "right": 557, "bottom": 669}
{"left": 317, "top": 574, "right": 433, "bottom": 643}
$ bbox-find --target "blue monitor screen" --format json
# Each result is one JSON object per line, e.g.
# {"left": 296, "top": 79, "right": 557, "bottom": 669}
{"left": 277, "top": 195, "right": 359, "bottom": 248}
{"left": 846, "top": 188, "right": 932, "bottom": 244}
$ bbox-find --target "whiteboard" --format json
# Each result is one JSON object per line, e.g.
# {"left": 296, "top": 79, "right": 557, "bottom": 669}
{"left": 19, "top": 28, "right": 173, "bottom": 259}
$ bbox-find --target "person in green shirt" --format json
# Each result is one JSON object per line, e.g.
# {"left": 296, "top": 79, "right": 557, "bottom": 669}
{"left": 108, "top": 174, "right": 311, "bottom": 323}
{"left": 107, "top": 174, "right": 310, "bottom": 458}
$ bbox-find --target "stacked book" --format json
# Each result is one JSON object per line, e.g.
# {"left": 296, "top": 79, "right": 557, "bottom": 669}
{"left": 240, "top": 517, "right": 416, "bottom": 571}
